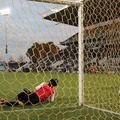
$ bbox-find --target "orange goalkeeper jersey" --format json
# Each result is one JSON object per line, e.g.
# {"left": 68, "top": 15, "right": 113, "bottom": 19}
{"left": 35, "top": 83, "right": 55, "bottom": 102}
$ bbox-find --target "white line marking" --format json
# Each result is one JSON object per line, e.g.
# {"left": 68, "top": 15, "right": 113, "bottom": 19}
{"left": 0, "top": 105, "right": 76, "bottom": 113}
{"left": 85, "top": 105, "right": 120, "bottom": 116}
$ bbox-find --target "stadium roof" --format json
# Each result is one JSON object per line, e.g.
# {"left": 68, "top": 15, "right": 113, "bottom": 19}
{"left": 60, "top": 19, "right": 120, "bottom": 46}
{"left": 28, "top": 0, "right": 120, "bottom": 28}
{"left": 60, "top": 33, "right": 78, "bottom": 45}
{"left": 28, "top": 0, "right": 82, "bottom": 6}
{"left": 28, "top": 0, "right": 120, "bottom": 46}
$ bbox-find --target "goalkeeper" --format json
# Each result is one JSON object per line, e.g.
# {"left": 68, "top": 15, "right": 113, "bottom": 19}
{"left": 0, "top": 78, "right": 58, "bottom": 106}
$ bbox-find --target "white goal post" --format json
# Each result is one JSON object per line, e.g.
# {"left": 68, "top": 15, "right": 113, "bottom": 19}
{"left": 78, "top": 0, "right": 84, "bottom": 106}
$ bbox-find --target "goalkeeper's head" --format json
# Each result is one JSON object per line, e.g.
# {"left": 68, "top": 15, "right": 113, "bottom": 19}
{"left": 49, "top": 78, "right": 58, "bottom": 87}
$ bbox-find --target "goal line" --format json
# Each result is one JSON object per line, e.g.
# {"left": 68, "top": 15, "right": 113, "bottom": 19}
{"left": 85, "top": 105, "right": 120, "bottom": 116}
{"left": 0, "top": 105, "right": 76, "bottom": 113}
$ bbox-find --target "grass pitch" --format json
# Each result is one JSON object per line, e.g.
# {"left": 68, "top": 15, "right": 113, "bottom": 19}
{"left": 0, "top": 72, "right": 120, "bottom": 120}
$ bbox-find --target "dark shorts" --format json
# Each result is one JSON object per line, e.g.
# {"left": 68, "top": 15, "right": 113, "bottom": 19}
{"left": 17, "top": 92, "right": 39, "bottom": 105}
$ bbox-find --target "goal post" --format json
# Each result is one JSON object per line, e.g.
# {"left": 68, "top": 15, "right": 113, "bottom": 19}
{"left": 78, "top": 0, "right": 84, "bottom": 106}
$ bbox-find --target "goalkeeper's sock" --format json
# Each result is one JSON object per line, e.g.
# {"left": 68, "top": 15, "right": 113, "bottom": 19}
{"left": 5, "top": 102, "right": 20, "bottom": 106}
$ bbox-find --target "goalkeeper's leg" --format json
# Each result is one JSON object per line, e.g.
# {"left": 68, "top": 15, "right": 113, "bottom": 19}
{"left": 16, "top": 91, "right": 39, "bottom": 105}
{"left": 0, "top": 92, "right": 39, "bottom": 106}
{"left": 16, "top": 91, "right": 29, "bottom": 104}
{"left": 0, "top": 98, "right": 22, "bottom": 106}
{"left": 4, "top": 102, "right": 20, "bottom": 106}
{"left": 0, "top": 92, "right": 28, "bottom": 106}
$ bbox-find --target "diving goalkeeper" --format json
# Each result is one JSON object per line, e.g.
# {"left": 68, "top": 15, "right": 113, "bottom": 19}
{"left": 0, "top": 78, "right": 58, "bottom": 106}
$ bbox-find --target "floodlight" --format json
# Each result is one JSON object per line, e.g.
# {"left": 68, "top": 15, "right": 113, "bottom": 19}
{"left": 0, "top": 8, "right": 10, "bottom": 16}
{"left": 0, "top": 8, "right": 10, "bottom": 55}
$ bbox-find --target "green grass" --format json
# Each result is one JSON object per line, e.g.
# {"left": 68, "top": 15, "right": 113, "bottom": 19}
{"left": 0, "top": 72, "right": 120, "bottom": 120}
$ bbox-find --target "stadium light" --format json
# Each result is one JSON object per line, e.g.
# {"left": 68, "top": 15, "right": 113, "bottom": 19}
{"left": 0, "top": 8, "right": 10, "bottom": 57}
{"left": 0, "top": 8, "right": 10, "bottom": 16}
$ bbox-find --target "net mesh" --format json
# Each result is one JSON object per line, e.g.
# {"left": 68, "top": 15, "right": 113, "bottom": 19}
{"left": 0, "top": 0, "right": 120, "bottom": 119}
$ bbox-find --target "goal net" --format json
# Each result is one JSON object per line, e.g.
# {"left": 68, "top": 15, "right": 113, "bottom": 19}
{"left": 0, "top": 0, "right": 120, "bottom": 119}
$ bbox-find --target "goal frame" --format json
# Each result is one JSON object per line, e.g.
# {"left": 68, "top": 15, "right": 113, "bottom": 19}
{"left": 28, "top": 0, "right": 120, "bottom": 115}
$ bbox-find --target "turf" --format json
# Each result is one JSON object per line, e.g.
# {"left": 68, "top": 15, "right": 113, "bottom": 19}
{"left": 0, "top": 72, "right": 120, "bottom": 120}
